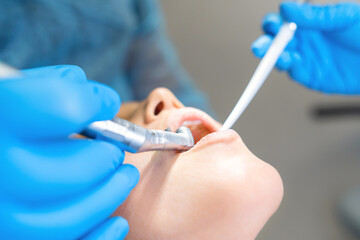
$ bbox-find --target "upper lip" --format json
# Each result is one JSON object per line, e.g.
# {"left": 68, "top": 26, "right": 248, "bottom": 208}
{"left": 167, "top": 107, "right": 221, "bottom": 133}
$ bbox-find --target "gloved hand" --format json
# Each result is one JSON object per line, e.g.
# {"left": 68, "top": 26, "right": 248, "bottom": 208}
{"left": 0, "top": 65, "right": 140, "bottom": 240}
{"left": 252, "top": 2, "right": 360, "bottom": 94}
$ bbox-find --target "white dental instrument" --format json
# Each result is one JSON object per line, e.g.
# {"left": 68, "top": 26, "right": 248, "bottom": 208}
{"left": 0, "top": 62, "right": 195, "bottom": 153}
{"left": 222, "top": 1, "right": 307, "bottom": 130}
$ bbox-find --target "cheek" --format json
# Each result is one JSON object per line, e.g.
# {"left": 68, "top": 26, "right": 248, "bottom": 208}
{"left": 117, "top": 101, "right": 148, "bottom": 126}
{"left": 116, "top": 102, "right": 140, "bottom": 120}
{"left": 122, "top": 151, "right": 155, "bottom": 170}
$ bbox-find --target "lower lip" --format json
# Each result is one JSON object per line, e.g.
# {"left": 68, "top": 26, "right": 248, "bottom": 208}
{"left": 188, "top": 129, "right": 239, "bottom": 152}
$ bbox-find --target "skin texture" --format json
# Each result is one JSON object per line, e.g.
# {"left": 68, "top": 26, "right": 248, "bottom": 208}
{"left": 113, "top": 88, "right": 284, "bottom": 240}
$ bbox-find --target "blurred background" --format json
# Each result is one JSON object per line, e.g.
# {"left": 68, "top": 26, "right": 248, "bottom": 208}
{"left": 160, "top": 0, "right": 360, "bottom": 239}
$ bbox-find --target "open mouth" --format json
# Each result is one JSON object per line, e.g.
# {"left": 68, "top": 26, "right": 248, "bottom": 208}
{"left": 181, "top": 120, "right": 214, "bottom": 144}
{"left": 167, "top": 107, "right": 221, "bottom": 146}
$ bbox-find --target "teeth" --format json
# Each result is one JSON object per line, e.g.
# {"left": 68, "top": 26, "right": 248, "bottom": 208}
{"left": 182, "top": 120, "right": 202, "bottom": 126}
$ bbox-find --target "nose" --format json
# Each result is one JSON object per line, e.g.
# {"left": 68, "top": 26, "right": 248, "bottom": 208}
{"left": 145, "top": 88, "right": 184, "bottom": 123}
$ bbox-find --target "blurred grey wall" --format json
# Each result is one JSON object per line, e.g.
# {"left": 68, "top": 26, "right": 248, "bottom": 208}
{"left": 161, "top": 1, "right": 360, "bottom": 239}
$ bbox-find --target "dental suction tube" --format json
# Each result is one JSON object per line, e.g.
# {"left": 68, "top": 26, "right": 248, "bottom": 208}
{"left": 222, "top": 0, "right": 309, "bottom": 130}
{"left": 222, "top": 22, "right": 297, "bottom": 130}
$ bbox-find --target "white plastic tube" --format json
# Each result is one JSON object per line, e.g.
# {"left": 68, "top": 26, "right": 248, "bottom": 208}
{"left": 221, "top": 22, "right": 297, "bottom": 130}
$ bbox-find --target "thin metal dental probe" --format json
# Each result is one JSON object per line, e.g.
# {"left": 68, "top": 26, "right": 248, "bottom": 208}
{"left": 0, "top": 62, "right": 195, "bottom": 153}
{"left": 221, "top": 0, "right": 309, "bottom": 130}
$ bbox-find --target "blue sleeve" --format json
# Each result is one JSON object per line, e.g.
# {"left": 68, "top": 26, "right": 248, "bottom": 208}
{"left": 0, "top": 0, "right": 214, "bottom": 115}
{"left": 126, "top": 0, "right": 214, "bottom": 115}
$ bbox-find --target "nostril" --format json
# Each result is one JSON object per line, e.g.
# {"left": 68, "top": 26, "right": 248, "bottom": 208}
{"left": 154, "top": 101, "right": 164, "bottom": 116}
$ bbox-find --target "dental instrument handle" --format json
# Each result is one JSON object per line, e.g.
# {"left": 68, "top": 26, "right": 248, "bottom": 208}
{"left": 221, "top": 22, "right": 297, "bottom": 130}
{"left": 0, "top": 62, "right": 195, "bottom": 152}
{"left": 83, "top": 118, "right": 194, "bottom": 153}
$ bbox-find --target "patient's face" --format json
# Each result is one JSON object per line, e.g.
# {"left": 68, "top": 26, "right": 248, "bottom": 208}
{"left": 114, "top": 88, "right": 283, "bottom": 240}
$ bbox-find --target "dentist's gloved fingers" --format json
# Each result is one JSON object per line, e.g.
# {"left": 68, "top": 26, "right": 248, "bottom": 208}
{"left": 251, "top": 35, "right": 272, "bottom": 58}
{"left": 251, "top": 35, "right": 296, "bottom": 70}
{"left": 280, "top": 2, "right": 360, "bottom": 30}
{"left": 276, "top": 51, "right": 294, "bottom": 71}
{"left": 288, "top": 53, "right": 311, "bottom": 87}
{"left": 0, "top": 164, "right": 139, "bottom": 240}
{"left": 82, "top": 217, "right": 129, "bottom": 240}
{"left": 0, "top": 139, "right": 125, "bottom": 202}
{"left": 21, "top": 65, "right": 87, "bottom": 83}
{"left": 262, "top": 13, "right": 283, "bottom": 36}
{"left": 0, "top": 78, "right": 120, "bottom": 139}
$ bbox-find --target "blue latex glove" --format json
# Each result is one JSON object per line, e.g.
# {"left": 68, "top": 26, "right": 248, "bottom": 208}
{"left": 0, "top": 65, "right": 140, "bottom": 240}
{"left": 252, "top": 2, "right": 360, "bottom": 94}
